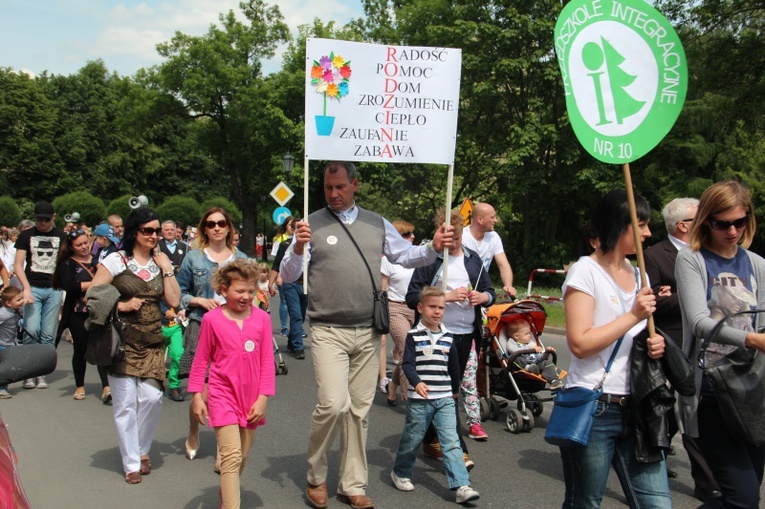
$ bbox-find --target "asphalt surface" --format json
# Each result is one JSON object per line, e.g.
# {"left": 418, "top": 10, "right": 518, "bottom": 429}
{"left": 3, "top": 309, "right": 756, "bottom": 508}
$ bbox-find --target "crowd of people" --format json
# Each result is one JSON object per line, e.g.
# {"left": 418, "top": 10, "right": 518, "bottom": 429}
{"left": 0, "top": 165, "right": 763, "bottom": 508}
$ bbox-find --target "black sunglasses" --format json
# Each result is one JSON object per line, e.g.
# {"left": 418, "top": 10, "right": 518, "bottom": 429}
{"left": 708, "top": 215, "right": 749, "bottom": 231}
{"left": 68, "top": 229, "right": 87, "bottom": 239}
{"left": 137, "top": 227, "right": 162, "bottom": 236}
{"left": 205, "top": 220, "right": 228, "bottom": 229}
{"left": 677, "top": 218, "right": 694, "bottom": 224}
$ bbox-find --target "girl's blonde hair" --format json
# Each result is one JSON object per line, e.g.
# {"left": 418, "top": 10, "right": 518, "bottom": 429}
{"left": 690, "top": 180, "right": 757, "bottom": 251}
{"left": 256, "top": 262, "right": 269, "bottom": 274}
{"left": 211, "top": 259, "right": 259, "bottom": 292}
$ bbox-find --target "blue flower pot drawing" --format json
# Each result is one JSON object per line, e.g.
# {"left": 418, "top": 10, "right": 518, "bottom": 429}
{"left": 315, "top": 115, "right": 336, "bottom": 136}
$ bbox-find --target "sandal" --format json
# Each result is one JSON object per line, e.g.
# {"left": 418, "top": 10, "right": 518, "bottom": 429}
{"left": 73, "top": 389, "right": 86, "bottom": 401}
{"left": 124, "top": 471, "right": 142, "bottom": 484}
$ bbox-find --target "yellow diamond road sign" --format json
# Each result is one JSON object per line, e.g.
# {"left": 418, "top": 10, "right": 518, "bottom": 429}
{"left": 270, "top": 182, "right": 294, "bottom": 206}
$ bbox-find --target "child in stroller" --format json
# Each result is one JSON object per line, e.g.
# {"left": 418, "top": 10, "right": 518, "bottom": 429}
{"left": 499, "top": 321, "right": 563, "bottom": 390}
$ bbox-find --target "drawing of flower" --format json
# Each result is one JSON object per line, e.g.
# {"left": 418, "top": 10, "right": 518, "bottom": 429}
{"left": 311, "top": 51, "right": 352, "bottom": 116}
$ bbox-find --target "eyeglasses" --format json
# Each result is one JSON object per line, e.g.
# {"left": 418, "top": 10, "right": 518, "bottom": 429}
{"left": 205, "top": 220, "right": 228, "bottom": 229}
{"left": 137, "top": 227, "right": 162, "bottom": 236}
{"left": 36, "top": 217, "right": 52, "bottom": 223}
{"left": 708, "top": 215, "right": 749, "bottom": 231}
{"left": 677, "top": 218, "right": 694, "bottom": 225}
{"left": 68, "top": 229, "right": 86, "bottom": 239}
{"left": 402, "top": 231, "right": 415, "bottom": 238}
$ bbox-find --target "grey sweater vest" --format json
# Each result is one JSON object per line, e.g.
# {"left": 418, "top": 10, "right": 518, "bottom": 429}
{"left": 307, "top": 207, "right": 385, "bottom": 327}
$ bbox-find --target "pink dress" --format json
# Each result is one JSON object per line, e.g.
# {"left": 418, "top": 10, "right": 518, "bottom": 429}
{"left": 188, "top": 306, "right": 276, "bottom": 429}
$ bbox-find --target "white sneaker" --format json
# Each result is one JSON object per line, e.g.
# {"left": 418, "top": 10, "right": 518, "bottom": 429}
{"left": 0, "top": 389, "right": 11, "bottom": 399}
{"left": 456, "top": 486, "right": 480, "bottom": 504}
{"left": 35, "top": 376, "right": 48, "bottom": 389}
{"left": 23, "top": 379, "right": 35, "bottom": 390}
{"left": 390, "top": 470, "right": 414, "bottom": 492}
{"left": 378, "top": 377, "right": 391, "bottom": 394}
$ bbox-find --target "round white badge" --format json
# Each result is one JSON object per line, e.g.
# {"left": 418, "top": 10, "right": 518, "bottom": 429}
{"left": 423, "top": 345, "right": 433, "bottom": 356}
{"left": 244, "top": 340, "right": 255, "bottom": 352}
{"left": 327, "top": 235, "right": 338, "bottom": 245}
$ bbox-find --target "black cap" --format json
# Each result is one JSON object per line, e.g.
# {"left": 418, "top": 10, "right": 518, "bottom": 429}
{"left": 34, "top": 201, "right": 55, "bottom": 220}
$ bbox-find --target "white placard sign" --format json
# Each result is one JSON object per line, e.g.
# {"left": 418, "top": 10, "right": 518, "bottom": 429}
{"left": 305, "top": 38, "right": 462, "bottom": 164}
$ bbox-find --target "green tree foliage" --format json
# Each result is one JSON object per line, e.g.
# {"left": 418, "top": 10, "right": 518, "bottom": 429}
{"left": 107, "top": 194, "right": 135, "bottom": 220}
{"left": 200, "top": 197, "right": 243, "bottom": 229}
{"left": 0, "top": 197, "right": 21, "bottom": 227}
{"left": 51, "top": 191, "right": 107, "bottom": 228}
{"left": 154, "top": 0, "right": 292, "bottom": 252}
{"left": 156, "top": 196, "right": 202, "bottom": 228}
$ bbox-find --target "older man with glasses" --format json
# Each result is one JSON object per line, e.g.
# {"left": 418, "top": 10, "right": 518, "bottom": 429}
{"left": 13, "top": 201, "right": 68, "bottom": 389}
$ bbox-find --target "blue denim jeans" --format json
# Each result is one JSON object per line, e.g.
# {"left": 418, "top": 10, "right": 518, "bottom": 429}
{"left": 282, "top": 282, "right": 307, "bottom": 351}
{"left": 559, "top": 401, "right": 671, "bottom": 509}
{"left": 393, "top": 397, "right": 470, "bottom": 490}
{"left": 277, "top": 285, "right": 288, "bottom": 333}
{"left": 23, "top": 287, "right": 63, "bottom": 346}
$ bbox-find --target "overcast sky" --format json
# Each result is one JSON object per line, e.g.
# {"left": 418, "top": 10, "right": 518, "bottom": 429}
{"left": 1, "top": 0, "right": 365, "bottom": 77}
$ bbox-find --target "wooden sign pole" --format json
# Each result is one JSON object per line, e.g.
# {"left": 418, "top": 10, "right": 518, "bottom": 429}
{"left": 622, "top": 163, "right": 655, "bottom": 337}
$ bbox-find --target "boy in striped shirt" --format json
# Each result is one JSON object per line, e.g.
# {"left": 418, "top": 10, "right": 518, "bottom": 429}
{"left": 390, "top": 286, "right": 480, "bottom": 504}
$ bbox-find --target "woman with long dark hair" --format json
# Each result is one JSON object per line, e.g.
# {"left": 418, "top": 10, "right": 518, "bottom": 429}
{"left": 90, "top": 208, "right": 180, "bottom": 484}
{"left": 560, "top": 189, "right": 670, "bottom": 508}
{"left": 176, "top": 207, "right": 247, "bottom": 465}
{"left": 53, "top": 229, "right": 110, "bottom": 402}
{"left": 676, "top": 180, "right": 765, "bottom": 508}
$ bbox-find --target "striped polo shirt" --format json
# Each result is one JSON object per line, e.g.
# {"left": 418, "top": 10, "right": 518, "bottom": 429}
{"left": 402, "top": 322, "right": 459, "bottom": 400}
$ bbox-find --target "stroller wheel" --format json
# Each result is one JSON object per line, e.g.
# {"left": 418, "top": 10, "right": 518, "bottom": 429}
{"left": 522, "top": 411, "right": 535, "bottom": 432}
{"left": 506, "top": 408, "right": 523, "bottom": 434}
{"left": 276, "top": 362, "right": 288, "bottom": 375}
{"left": 530, "top": 401, "right": 544, "bottom": 417}
{"left": 479, "top": 398, "right": 490, "bottom": 422}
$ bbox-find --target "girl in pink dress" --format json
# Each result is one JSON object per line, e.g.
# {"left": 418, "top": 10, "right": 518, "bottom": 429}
{"left": 189, "top": 259, "right": 275, "bottom": 509}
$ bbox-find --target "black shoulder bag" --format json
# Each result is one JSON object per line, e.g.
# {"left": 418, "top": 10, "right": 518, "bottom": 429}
{"left": 702, "top": 309, "right": 765, "bottom": 446}
{"left": 327, "top": 207, "right": 390, "bottom": 334}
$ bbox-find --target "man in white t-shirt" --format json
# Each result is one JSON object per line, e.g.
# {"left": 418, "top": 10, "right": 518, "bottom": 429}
{"left": 461, "top": 203, "right": 516, "bottom": 298}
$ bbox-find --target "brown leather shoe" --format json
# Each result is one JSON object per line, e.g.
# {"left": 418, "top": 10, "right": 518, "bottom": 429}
{"left": 306, "top": 482, "right": 328, "bottom": 508}
{"left": 124, "top": 471, "right": 142, "bottom": 484}
{"left": 139, "top": 458, "right": 151, "bottom": 475}
{"left": 336, "top": 493, "right": 374, "bottom": 509}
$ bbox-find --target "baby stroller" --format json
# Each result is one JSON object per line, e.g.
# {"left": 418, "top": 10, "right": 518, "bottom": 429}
{"left": 477, "top": 300, "right": 566, "bottom": 433}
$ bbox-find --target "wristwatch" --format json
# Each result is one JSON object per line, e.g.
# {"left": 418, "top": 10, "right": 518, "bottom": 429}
{"left": 162, "top": 271, "right": 175, "bottom": 278}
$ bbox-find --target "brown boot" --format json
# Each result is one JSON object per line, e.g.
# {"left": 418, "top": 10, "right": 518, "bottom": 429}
{"left": 337, "top": 493, "right": 374, "bottom": 509}
{"left": 306, "top": 482, "right": 328, "bottom": 508}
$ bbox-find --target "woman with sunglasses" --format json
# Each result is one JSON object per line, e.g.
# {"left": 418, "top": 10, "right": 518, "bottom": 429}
{"left": 176, "top": 207, "right": 247, "bottom": 466}
{"left": 52, "top": 229, "right": 110, "bottom": 401}
{"left": 676, "top": 180, "right": 765, "bottom": 508}
{"left": 90, "top": 208, "right": 180, "bottom": 484}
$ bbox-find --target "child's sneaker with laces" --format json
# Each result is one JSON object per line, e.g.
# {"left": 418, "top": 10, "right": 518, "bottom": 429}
{"left": 456, "top": 486, "right": 480, "bottom": 504}
{"left": 0, "top": 389, "right": 11, "bottom": 399}
{"left": 468, "top": 423, "right": 488, "bottom": 441}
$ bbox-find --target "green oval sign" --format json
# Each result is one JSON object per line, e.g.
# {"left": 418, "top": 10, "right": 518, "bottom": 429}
{"left": 554, "top": 0, "right": 687, "bottom": 164}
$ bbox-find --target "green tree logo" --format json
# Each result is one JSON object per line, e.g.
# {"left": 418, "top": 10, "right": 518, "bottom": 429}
{"left": 583, "top": 37, "right": 645, "bottom": 127}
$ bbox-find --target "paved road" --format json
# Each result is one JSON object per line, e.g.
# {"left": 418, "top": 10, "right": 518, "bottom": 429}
{"left": 2, "top": 312, "right": 753, "bottom": 508}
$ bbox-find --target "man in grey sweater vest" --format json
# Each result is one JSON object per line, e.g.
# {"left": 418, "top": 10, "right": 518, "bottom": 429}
{"left": 281, "top": 162, "right": 453, "bottom": 509}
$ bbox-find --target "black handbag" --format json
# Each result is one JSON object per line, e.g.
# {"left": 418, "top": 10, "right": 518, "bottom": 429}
{"left": 85, "top": 306, "right": 126, "bottom": 366}
{"left": 544, "top": 336, "right": 623, "bottom": 447}
{"left": 702, "top": 309, "right": 765, "bottom": 446}
{"left": 327, "top": 207, "right": 390, "bottom": 334}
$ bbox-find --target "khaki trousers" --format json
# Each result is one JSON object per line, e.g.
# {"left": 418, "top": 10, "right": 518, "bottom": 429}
{"left": 307, "top": 325, "right": 380, "bottom": 496}
{"left": 215, "top": 425, "right": 255, "bottom": 509}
